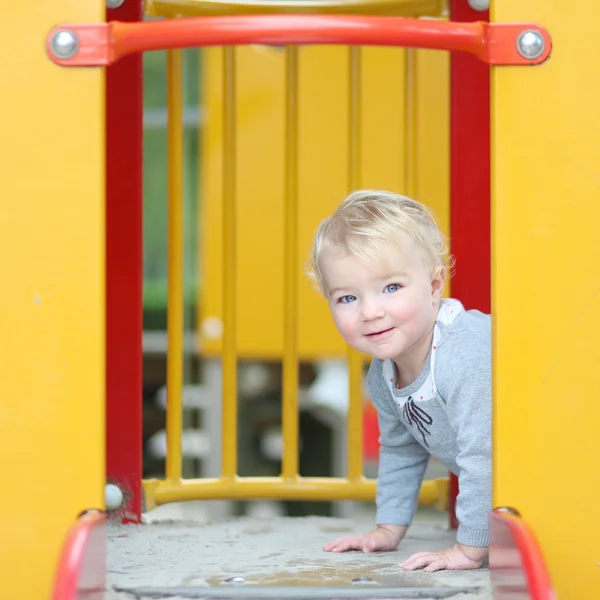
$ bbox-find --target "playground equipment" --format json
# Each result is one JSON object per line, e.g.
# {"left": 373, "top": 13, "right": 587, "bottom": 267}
{"left": 2, "top": 0, "right": 599, "bottom": 599}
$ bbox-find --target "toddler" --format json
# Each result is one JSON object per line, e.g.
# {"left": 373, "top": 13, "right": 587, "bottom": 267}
{"left": 307, "top": 190, "right": 491, "bottom": 572}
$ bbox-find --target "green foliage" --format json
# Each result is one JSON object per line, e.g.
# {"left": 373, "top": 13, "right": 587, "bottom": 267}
{"left": 143, "top": 49, "right": 202, "bottom": 326}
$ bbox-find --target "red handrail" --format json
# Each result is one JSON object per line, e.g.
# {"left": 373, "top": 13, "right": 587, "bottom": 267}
{"left": 489, "top": 510, "right": 555, "bottom": 600}
{"left": 51, "top": 510, "right": 107, "bottom": 600}
{"left": 46, "top": 15, "right": 551, "bottom": 67}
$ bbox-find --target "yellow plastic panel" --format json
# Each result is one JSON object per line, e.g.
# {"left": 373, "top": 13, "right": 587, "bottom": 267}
{"left": 199, "top": 45, "right": 449, "bottom": 359}
{"left": 413, "top": 48, "right": 450, "bottom": 256}
{"left": 298, "top": 46, "right": 435, "bottom": 357}
{"left": 0, "top": 2, "right": 105, "bottom": 599}
{"left": 297, "top": 46, "right": 375, "bottom": 359}
{"left": 491, "top": 1, "right": 600, "bottom": 597}
{"left": 354, "top": 47, "right": 407, "bottom": 200}
{"left": 199, "top": 45, "right": 285, "bottom": 359}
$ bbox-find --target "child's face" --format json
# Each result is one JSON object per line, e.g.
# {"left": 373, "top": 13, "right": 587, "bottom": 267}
{"left": 320, "top": 238, "right": 444, "bottom": 366}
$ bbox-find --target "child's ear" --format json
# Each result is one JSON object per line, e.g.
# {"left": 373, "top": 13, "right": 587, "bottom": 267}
{"left": 431, "top": 268, "right": 445, "bottom": 301}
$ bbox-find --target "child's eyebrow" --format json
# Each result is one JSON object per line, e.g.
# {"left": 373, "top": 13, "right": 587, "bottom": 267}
{"left": 378, "top": 272, "right": 408, "bottom": 280}
{"left": 327, "top": 287, "right": 348, "bottom": 297}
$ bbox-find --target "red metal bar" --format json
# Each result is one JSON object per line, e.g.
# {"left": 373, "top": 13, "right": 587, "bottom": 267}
{"left": 450, "top": 0, "right": 491, "bottom": 315}
{"left": 489, "top": 510, "right": 555, "bottom": 599}
{"left": 46, "top": 16, "right": 551, "bottom": 67}
{"left": 51, "top": 511, "right": 107, "bottom": 600}
{"left": 447, "top": 0, "right": 491, "bottom": 531}
{"left": 447, "top": 469, "right": 459, "bottom": 530}
{"left": 105, "top": 0, "right": 144, "bottom": 523}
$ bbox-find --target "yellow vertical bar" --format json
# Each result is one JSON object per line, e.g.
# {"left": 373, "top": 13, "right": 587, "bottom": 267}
{"left": 492, "top": 1, "right": 600, "bottom": 597}
{"left": 166, "top": 49, "right": 184, "bottom": 481}
{"left": 347, "top": 46, "right": 364, "bottom": 482}
{"left": 0, "top": 2, "right": 105, "bottom": 598}
{"left": 412, "top": 48, "right": 449, "bottom": 243}
{"left": 404, "top": 49, "right": 418, "bottom": 198}
{"left": 282, "top": 45, "right": 299, "bottom": 480}
{"left": 221, "top": 46, "right": 237, "bottom": 479}
{"left": 360, "top": 47, "right": 406, "bottom": 193}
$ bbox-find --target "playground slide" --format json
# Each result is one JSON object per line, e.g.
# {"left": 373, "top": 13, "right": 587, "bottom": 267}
{"left": 51, "top": 508, "right": 554, "bottom": 599}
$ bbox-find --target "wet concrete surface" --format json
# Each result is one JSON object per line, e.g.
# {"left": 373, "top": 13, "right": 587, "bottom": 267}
{"left": 106, "top": 505, "right": 492, "bottom": 599}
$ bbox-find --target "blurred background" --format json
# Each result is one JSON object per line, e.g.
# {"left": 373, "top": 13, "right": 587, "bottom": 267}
{"left": 140, "top": 44, "right": 449, "bottom": 522}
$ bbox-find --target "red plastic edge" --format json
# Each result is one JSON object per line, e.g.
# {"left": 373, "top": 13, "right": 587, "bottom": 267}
{"left": 45, "top": 16, "right": 551, "bottom": 66}
{"left": 489, "top": 511, "right": 555, "bottom": 600}
{"left": 51, "top": 511, "right": 107, "bottom": 600}
{"left": 105, "top": 0, "right": 144, "bottom": 524}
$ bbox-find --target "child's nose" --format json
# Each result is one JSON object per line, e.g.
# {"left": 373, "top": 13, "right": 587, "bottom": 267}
{"left": 361, "top": 301, "right": 384, "bottom": 321}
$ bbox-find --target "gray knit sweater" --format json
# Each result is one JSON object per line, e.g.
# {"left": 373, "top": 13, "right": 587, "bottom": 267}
{"left": 368, "top": 298, "right": 492, "bottom": 547}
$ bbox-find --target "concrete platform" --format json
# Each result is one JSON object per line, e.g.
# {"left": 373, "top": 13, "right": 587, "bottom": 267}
{"left": 106, "top": 506, "right": 492, "bottom": 599}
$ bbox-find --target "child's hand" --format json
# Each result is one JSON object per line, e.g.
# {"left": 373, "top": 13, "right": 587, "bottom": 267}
{"left": 399, "top": 543, "right": 487, "bottom": 572}
{"left": 323, "top": 524, "right": 407, "bottom": 553}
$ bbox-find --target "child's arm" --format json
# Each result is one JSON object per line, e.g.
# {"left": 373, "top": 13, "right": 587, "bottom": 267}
{"left": 323, "top": 359, "right": 430, "bottom": 553}
{"left": 372, "top": 358, "right": 431, "bottom": 531}
{"left": 402, "top": 329, "right": 492, "bottom": 571}
{"left": 441, "top": 330, "right": 492, "bottom": 549}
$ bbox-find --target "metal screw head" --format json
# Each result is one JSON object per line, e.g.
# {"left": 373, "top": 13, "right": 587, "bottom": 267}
{"left": 223, "top": 577, "right": 245, "bottom": 585}
{"left": 467, "top": 0, "right": 490, "bottom": 11}
{"left": 516, "top": 30, "right": 545, "bottom": 60}
{"left": 50, "top": 30, "right": 79, "bottom": 60}
{"left": 495, "top": 506, "right": 521, "bottom": 516}
{"left": 107, "top": 0, "right": 126, "bottom": 7}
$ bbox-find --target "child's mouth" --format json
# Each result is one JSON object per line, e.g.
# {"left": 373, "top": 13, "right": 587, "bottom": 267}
{"left": 366, "top": 327, "right": 394, "bottom": 338}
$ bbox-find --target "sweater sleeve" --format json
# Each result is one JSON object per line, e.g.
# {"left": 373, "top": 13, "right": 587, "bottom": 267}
{"left": 367, "top": 359, "right": 430, "bottom": 526}
{"left": 436, "top": 330, "right": 492, "bottom": 547}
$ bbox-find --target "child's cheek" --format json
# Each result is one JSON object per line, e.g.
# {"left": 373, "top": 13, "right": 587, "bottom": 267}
{"left": 391, "top": 297, "right": 422, "bottom": 325}
{"left": 332, "top": 310, "right": 356, "bottom": 342}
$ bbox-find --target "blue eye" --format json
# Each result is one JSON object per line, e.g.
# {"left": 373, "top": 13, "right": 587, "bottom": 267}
{"left": 338, "top": 295, "right": 356, "bottom": 304}
{"left": 385, "top": 284, "right": 401, "bottom": 293}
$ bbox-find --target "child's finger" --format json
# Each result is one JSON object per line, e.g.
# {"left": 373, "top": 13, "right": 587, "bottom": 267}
{"left": 323, "top": 536, "right": 360, "bottom": 552}
{"left": 400, "top": 552, "right": 438, "bottom": 571}
{"left": 323, "top": 539, "right": 339, "bottom": 551}
{"left": 423, "top": 558, "right": 448, "bottom": 572}
{"left": 323, "top": 536, "right": 349, "bottom": 550}
{"left": 336, "top": 537, "right": 362, "bottom": 552}
{"left": 399, "top": 551, "right": 430, "bottom": 567}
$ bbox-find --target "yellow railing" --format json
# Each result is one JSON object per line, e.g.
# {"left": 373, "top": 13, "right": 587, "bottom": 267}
{"left": 221, "top": 45, "right": 239, "bottom": 480}
{"left": 142, "top": 0, "right": 450, "bottom": 512}
{"left": 347, "top": 45, "right": 364, "bottom": 483}
{"left": 166, "top": 48, "right": 185, "bottom": 482}
{"left": 145, "top": 0, "right": 447, "bottom": 18}
{"left": 283, "top": 45, "right": 300, "bottom": 481}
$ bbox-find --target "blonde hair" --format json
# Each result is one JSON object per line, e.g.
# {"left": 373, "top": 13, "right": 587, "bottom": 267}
{"left": 307, "top": 190, "right": 453, "bottom": 292}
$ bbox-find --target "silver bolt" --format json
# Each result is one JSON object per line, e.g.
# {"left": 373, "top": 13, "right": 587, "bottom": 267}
{"left": 107, "top": 0, "right": 126, "bottom": 7}
{"left": 104, "top": 483, "right": 125, "bottom": 511}
{"left": 467, "top": 0, "right": 489, "bottom": 11}
{"left": 50, "top": 30, "right": 79, "bottom": 60}
{"left": 223, "top": 577, "right": 245, "bottom": 585}
{"left": 495, "top": 506, "right": 521, "bottom": 516}
{"left": 352, "top": 577, "right": 375, "bottom": 584}
{"left": 516, "top": 30, "right": 545, "bottom": 60}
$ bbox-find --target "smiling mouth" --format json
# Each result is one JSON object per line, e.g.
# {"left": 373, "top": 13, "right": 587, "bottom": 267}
{"left": 365, "top": 327, "right": 394, "bottom": 337}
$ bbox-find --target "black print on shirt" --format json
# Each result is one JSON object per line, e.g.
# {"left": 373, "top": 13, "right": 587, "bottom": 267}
{"left": 403, "top": 396, "right": 433, "bottom": 447}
